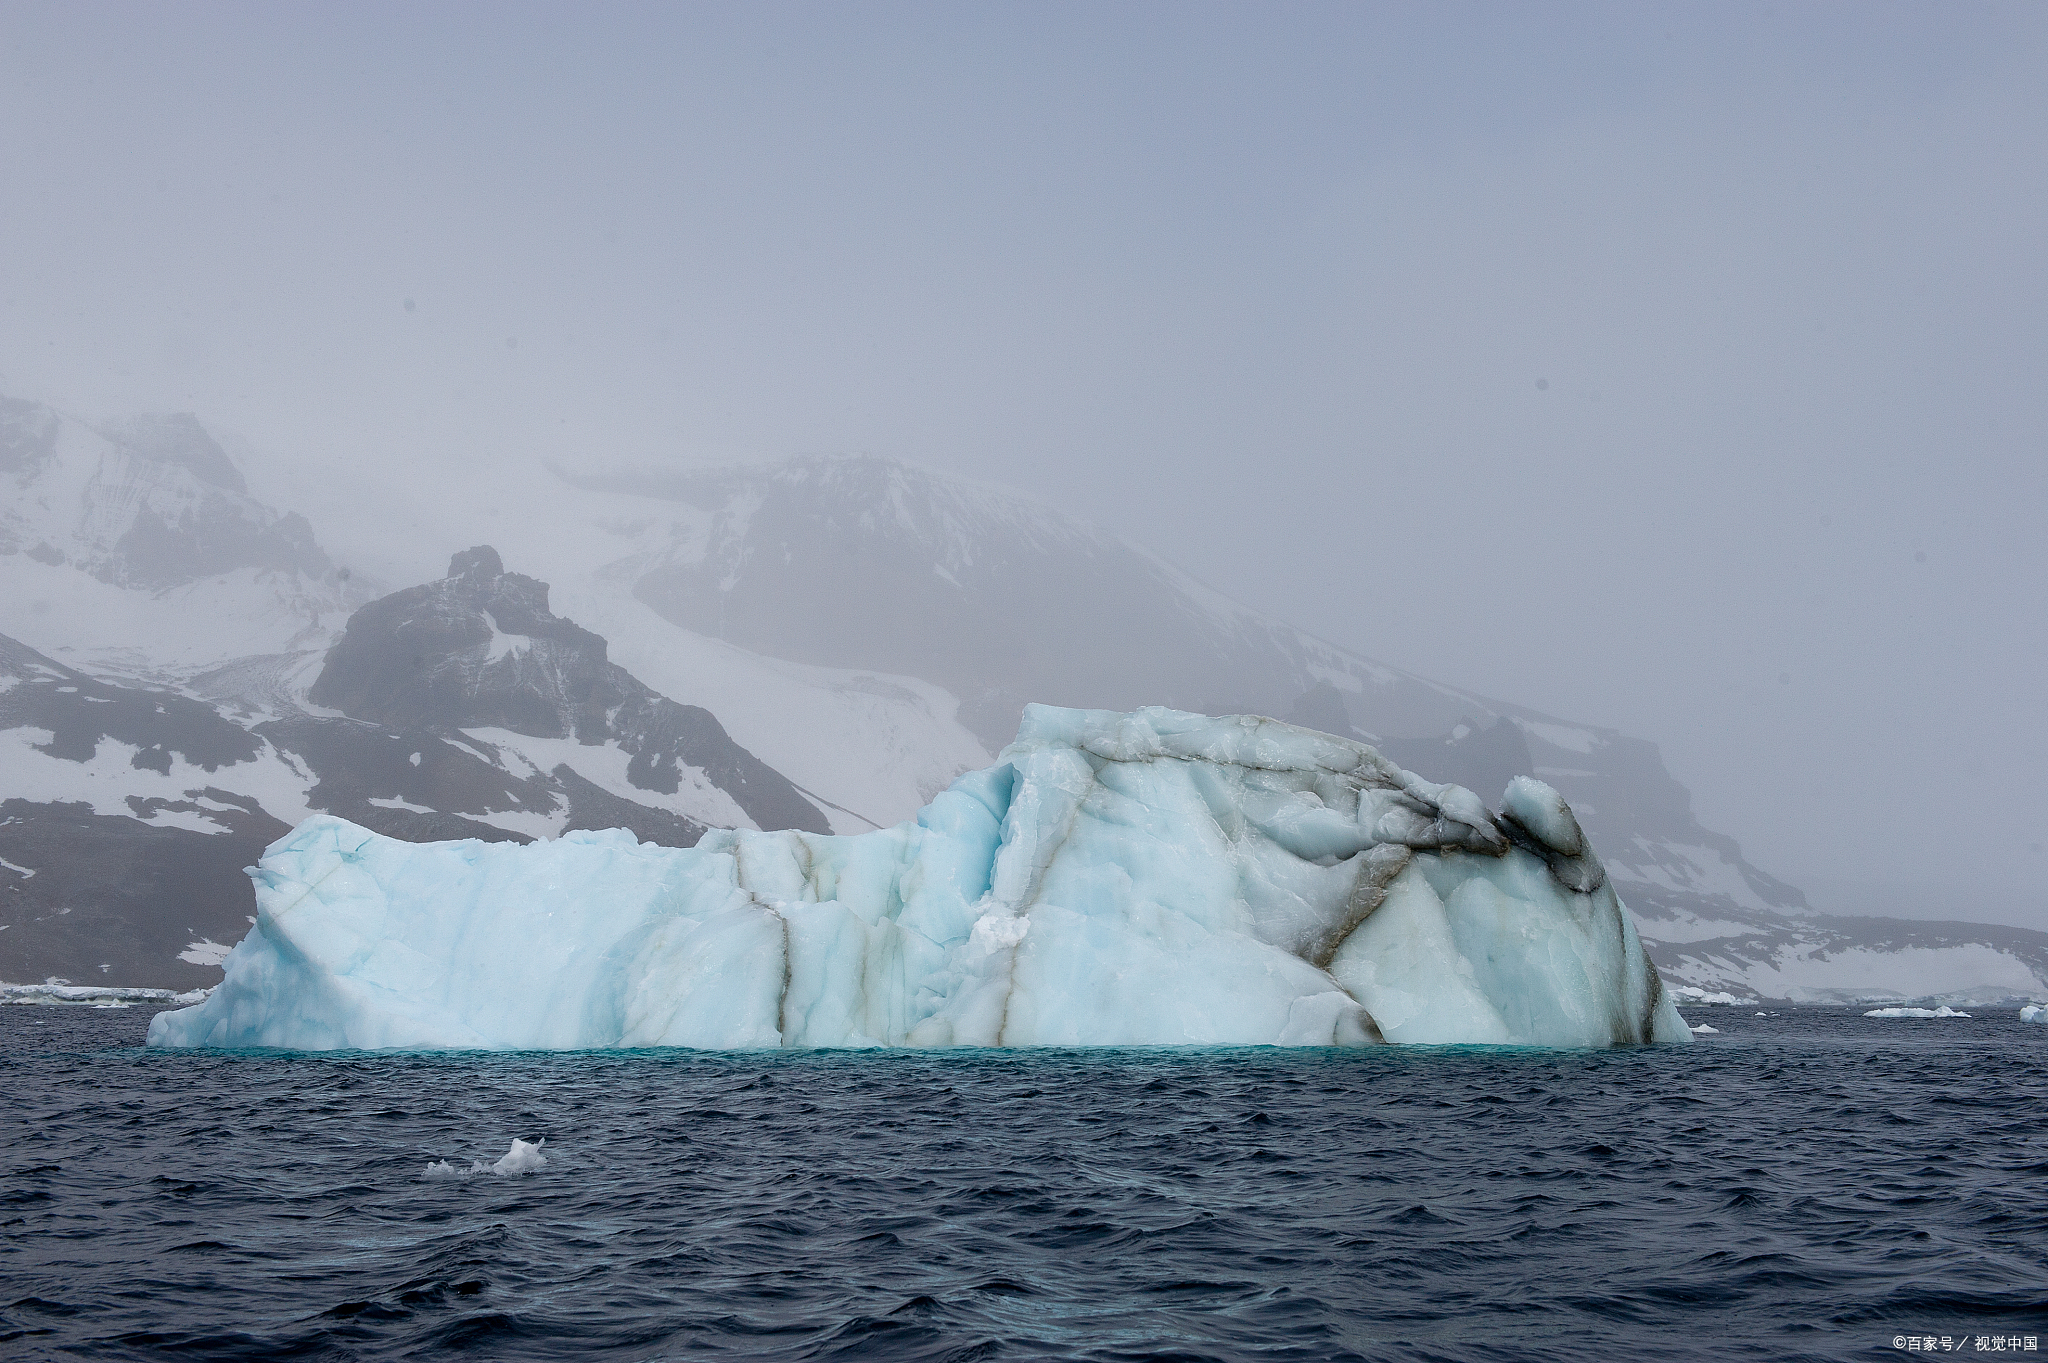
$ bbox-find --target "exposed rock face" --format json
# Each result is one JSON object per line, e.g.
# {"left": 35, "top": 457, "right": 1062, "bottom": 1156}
{"left": 0, "top": 633, "right": 259, "bottom": 773}
{"left": 0, "top": 795, "right": 291, "bottom": 993}
{"left": 311, "top": 545, "right": 597, "bottom": 734}
{"left": 89, "top": 412, "right": 330, "bottom": 589}
{"left": 251, "top": 715, "right": 555, "bottom": 847}
{"left": 311, "top": 547, "right": 829, "bottom": 837}
{"left": 0, "top": 395, "right": 364, "bottom": 688}
{"left": 102, "top": 413, "right": 250, "bottom": 495}
{"left": 0, "top": 636, "right": 293, "bottom": 988}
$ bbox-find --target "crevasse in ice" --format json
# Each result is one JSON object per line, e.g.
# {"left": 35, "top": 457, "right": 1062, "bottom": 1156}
{"left": 146, "top": 706, "right": 1690, "bottom": 1051}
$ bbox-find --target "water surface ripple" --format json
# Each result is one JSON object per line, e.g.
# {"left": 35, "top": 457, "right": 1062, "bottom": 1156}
{"left": 3, "top": 1007, "right": 2046, "bottom": 1361}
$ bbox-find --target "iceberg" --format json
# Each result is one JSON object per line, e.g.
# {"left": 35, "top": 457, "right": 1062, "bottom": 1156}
{"left": 2022, "top": 1005, "right": 2046, "bottom": 1024}
{"left": 146, "top": 706, "right": 1689, "bottom": 1052}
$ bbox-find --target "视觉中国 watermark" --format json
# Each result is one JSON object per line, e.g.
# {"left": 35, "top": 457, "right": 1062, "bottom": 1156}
{"left": 1895, "top": 1338, "right": 2039, "bottom": 1354}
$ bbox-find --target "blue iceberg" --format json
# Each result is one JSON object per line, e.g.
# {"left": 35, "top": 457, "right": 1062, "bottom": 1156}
{"left": 147, "top": 706, "right": 1688, "bottom": 1051}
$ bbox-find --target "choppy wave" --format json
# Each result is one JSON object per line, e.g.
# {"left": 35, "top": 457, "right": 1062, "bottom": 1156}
{"left": 4, "top": 1006, "right": 2046, "bottom": 1361}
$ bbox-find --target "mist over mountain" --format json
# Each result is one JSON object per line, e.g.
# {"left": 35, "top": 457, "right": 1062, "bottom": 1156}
{"left": 0, "top": 395, "right": 370, "bottom": 682}
{"left": 2, "top": 0, "right": 2039, "bottom": 958}
{"left": 1, "top": 399, "right": 330, "bottom": 590}
{"left": 0, "top": 396, "right": 842, "bottom": 983}
{"left": 551, "top": 450, "right": 2048, "bottom": 1004}
{"left": 3, "top": 17, "right": 2043, "bottom": 1358}
{"left": 3, "top": 392, "right": 2042, "bottom": 1003}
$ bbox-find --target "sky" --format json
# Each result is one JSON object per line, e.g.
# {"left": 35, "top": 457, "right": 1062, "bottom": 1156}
{"left": 1, "top": 2, "right": 2043, "bottom": 925}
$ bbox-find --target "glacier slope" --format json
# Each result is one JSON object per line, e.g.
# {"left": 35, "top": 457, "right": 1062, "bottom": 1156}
{"left": 149, "top": 706, "right": 1688, "bottom": 1051}
{"left": 548, "top": 577, "right": 991, "bottom": 832}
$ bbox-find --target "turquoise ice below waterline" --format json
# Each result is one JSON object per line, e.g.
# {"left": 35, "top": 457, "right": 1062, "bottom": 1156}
{"left": 147, "top": 705, "right": 1690, "bottom": 1051}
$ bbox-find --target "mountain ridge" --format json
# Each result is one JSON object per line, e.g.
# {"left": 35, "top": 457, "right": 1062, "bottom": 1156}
{"left": 2, "top": 393, "right": 2040, "bottom": 1003}
{"left": 554, "top": 451, "right": 2046, "bottom": 1004}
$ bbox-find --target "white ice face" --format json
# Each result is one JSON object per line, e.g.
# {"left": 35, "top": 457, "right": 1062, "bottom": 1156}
{"left": 147, "top": 706, "right": 1691, "bottom": 1052}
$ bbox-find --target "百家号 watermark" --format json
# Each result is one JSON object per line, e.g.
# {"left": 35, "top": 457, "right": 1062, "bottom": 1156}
{"left": 1894, "top": 1338, "right": 2039, "bottom": 1353}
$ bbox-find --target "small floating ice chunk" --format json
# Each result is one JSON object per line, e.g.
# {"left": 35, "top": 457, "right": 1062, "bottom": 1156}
{"left": 1863, "top": 1005, "right": 1971, "bottom": 1019}
{"left": 422, "top": 1137, "right": 548, "bottom": 1179}
{"left": 1688, "top": 1023, "right": 1719, "bottom": 1034}
{"left": 2020, "top": 1005, "right": 2046, "bottom": 1024}
{"left": 492, "top": 1137, "right": 547, "bottom": 1175}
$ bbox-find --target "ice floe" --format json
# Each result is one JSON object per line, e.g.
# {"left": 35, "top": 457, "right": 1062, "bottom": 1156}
{"left": 1668, "top": 986, "right": 1758, "bottom": 1007}
{"left": 3, "top": 982, "right": 212, "bottom": 1007}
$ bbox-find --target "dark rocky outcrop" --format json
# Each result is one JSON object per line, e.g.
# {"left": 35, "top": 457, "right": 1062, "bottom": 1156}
{"left": 0, "top": 634, "right": 261, "bottom": 772}
{"left": 253, "top": 716, "right": 555, "bottom": 845}
{"left": 0, "top": 393, "right": 336, "bottom": 589}
{"left": 0, "top": 794, "right": 290, "bottom": 991}
{"left": 554, "top": 765, "right": 707, "bottom": 846}
{"left": 0, "top": 560, "right": 826, "bottom": 985}
{"left": 311, "top": 547, "right": 828, "bottom": 836}
{"left": 0, "top": 637, "right": 289, "bottom": 986}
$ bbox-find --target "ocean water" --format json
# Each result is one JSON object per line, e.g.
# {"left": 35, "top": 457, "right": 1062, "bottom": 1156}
{"left": 3, "top": 1006, "right": 2045, "bottom": 1362}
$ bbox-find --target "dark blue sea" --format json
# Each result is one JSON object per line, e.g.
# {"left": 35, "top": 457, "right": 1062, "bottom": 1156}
{"left": 4, "top": 1005, "right": 2045, "bottom": 1362}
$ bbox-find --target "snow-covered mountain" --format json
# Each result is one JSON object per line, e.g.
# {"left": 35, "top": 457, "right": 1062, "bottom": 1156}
{"left": 0, "top": 544, "right": 832, "bottom": 986}
{"left": 3, "top": 393, "right": 2042, "bottom": 1004}
{"left": 0, "top": 393, "right": 842, "bottom": 985}
{"left": 561, "top": 456, "right": 1808, "bottom": 911}
{"left": 0, "top": 396, "right": 370, "bottom": 681}
{"left": 552, "top": 455, "right": 2048, "bottom": 1006}
{"left": 301, "top": 544, "right": 828, "bottom": 842}
{"left": 0, "top": 631, "right": 302, "bottom": 988}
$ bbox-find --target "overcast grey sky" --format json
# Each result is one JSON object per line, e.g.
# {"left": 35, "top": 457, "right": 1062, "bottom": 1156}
{"left": 2, "top": 2, "right": 2043, "bottom": 924}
